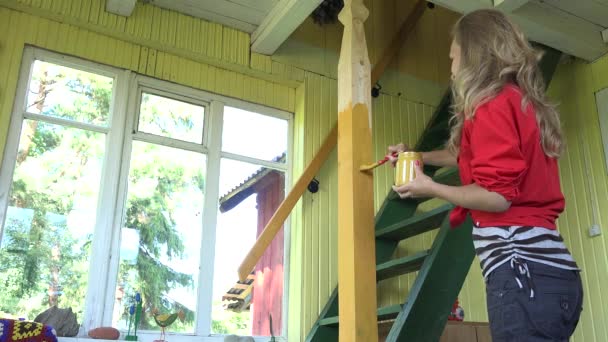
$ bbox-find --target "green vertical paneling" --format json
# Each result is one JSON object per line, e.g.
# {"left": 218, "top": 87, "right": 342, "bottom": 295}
{"left": 295, "top": 70, "right": 454, "bottom": 340}
{"left": 546, "top": 54, "right": 608, "bottom": 342}
{"left": 0, "top": 10, "right": 25, "bottom": 159}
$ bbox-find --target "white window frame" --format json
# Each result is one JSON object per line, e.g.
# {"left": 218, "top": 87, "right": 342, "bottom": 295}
{"left": 0, "top": 47, "right": 292, "bottom": 342}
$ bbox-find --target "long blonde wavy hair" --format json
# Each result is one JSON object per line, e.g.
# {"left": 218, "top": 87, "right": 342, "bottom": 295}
{"left": 447, "top": 9, "right": 563, "bottom": 158}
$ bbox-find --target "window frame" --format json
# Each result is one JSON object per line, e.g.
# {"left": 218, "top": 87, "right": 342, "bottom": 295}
{"left": 0, "top": 47, "right": 292, "bottom": 342}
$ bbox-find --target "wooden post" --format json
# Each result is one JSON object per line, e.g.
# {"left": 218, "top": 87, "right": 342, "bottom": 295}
{"left": 337, "top": 1, "right": 378, "bottom": 342}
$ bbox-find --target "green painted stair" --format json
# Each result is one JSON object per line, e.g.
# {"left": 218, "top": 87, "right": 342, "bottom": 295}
{"left": 305, "top": 43, "right": 562, "bottom": 342}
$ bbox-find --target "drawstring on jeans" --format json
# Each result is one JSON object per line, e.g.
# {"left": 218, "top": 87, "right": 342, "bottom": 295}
{"left": 510, "top": 258, "right": 536, "bottom": 299}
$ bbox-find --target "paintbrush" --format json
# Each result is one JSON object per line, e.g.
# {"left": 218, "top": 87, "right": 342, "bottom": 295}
{"left": 360, "top": 152, "right": 398, "bottom": 171}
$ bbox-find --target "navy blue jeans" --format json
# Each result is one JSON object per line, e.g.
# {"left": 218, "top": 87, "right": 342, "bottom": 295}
{"left": 486, "top": 260, "right": 583, "bottom": 341}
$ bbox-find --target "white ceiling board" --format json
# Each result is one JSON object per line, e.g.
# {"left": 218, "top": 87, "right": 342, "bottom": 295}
{"left": 228, "top": 0, "right": 278, "bottom": 11}
{"left": 150, "top": 0, "right": 271, "bottom": 33}
{"left": 513, "top": 1, "right": 607, "bottom": 60}
{"left": 251, "top": 0, "right": 323, "bottom": 55}
{"left": 429, "top": 0, "right": 608, "bottom": 61}
{"left": 493, "top": 0, "right": 529, "bottom": 12}
{"left": 106, "top": 0, "right": 136, "bottom": 16}
{"left": 538, "top": 0, "right": 608, "bottom": 27}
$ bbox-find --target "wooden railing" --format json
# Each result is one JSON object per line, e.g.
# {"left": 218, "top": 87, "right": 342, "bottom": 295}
{"left": 237, "top": 125, "right": 337, "bottom": 281}
{"left": 237, "top": 0, "right": 428, "bottom": 282}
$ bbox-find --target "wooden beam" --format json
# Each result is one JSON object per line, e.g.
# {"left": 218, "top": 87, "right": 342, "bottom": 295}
{"left": 251, "top": 0, "right": 323, "bottom": 55}
{"left": 337, "top": 1, "right": 378, "bottom": 341}
{"left": 428, "top": 0, "right": 608, "bottom": 61}
{"left": 237, "top": 125, "right": 337, "bottom": 281}
{"left": 371, "top": 0, "right": 427, "bottom": 85}
{"left": 105, "top": 0, "right": 136, "bottom": 17}
{"left": 510, "top": 1, "right": 607, "bottom": 61}
{"left": 539, "top": 0, "right": 608, "bottom": 28}
{"left": 493, "top": 0, "right": 528, "bottom": 12}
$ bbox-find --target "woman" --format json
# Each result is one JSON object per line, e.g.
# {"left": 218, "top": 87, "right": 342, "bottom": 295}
{"left": 389, "top": 9, "right": 583, "bottom": 342}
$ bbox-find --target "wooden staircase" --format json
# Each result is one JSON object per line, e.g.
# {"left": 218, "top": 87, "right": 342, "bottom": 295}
{"left": 305, "top": 44, "right": 562, "bottom": 342}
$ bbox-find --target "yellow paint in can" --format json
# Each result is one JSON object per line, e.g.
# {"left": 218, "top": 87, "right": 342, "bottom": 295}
{"left": 395, "top": 152, "right": 423, "bottom": 186}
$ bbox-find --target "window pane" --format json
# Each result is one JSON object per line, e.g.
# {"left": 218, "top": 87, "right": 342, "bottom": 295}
{"left": 26, "top": 60, "right": 113, "bottom": 126}
{"left": 138, "top": 93, "right": 205, "bottom": 144}
{"left": 112, "top": 141, "right": 205, "bottom": 333}
{"left": 212, "top": 159, "right": 285, "bottom": 336}
{"left": 0, "top": 120, "right": 104, "bottom": 320}
{"left": 222, "top": 107, "right": 288, "bottom": 163}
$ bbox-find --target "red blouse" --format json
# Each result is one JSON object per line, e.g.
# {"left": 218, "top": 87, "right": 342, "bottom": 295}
{"left": 449, "top": 85, "right": 565, "bottom": 229}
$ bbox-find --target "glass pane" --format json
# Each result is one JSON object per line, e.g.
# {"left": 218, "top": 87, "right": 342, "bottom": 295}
{"left": 212, "top": 158, "right": 285, "bottom": 336}
{"left": 112, "top": 141, "right": 205, "bottom": 334}
{"left": 0, "top": 120, "right": 104, "bottom": 320}
{"left": 138, "top": 93, "right": 205, "bottom": 144}
{"left": 26, "top": 60, "right": 113, "bottom": 126}
{"left": 222, "top": 106, "right": 288, "bottom": 163}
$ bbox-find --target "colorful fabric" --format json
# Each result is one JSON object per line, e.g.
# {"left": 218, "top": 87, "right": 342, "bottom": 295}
{"left": 0, "top": 319, "right": 58, "bottom": 342}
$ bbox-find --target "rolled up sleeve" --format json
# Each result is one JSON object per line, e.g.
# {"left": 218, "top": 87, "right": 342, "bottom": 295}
{"left": 469, "top": 102, "right": 527, "bottom": 201}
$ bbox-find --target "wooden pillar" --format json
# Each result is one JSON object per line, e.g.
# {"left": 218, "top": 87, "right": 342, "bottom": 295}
{"left": 337, "top": 1, "right": 378, "bottom": 342}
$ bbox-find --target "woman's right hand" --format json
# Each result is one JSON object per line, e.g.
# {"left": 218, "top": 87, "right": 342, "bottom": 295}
{"left": 387, "top": 143, "right": 410, "bottom": 166}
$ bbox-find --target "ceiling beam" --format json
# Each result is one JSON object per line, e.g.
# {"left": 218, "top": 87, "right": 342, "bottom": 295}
{"left": 251, "top": 0, "right": 323, "bottom": 55}
{"left": 428, "top": 0, "right": 608, "bottom": 61}
{"left": 105, "top": 0, "right": 136, "bottom": 17}
{"left": 493, "top": 0, "right": 529, "bottom": 12}
{"left": 511, "top": 1, "right": 606, "bottom": 61}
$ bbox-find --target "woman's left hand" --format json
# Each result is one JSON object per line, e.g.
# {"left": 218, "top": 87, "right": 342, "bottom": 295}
{"left": 392, "top": 162, "right": 437, "bottom": 199}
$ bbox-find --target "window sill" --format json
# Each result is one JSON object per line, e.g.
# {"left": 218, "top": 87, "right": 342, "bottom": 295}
{"left": 58, "top": 335, "right": 286, "bottom": 342}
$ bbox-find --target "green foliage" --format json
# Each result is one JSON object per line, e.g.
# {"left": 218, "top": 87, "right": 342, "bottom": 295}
{"left": 0, "top": 61, "right": 200, "bottom": 330}
{"left": 211, "top": 301, "right": 250, "bottom": 336}
{"left": 118, "top": 142, "right": 202, "bottom": 330}
{"left": 28, "top": 125, "right": 60, "bottom": 158}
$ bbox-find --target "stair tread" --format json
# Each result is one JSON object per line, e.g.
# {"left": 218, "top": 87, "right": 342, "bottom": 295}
{"left": 319, "top": 304, "right": 404, "bottom": 327}
{"left": 375, "top": 203, "right": 453, "bottom": 241}
{"left": 376, "top": 250, "right": 430, "bottom": 281}
{"left": 432, "top": 168, "right": 460, "bottom": 186}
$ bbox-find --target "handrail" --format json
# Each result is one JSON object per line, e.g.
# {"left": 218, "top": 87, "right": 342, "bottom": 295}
{"left": 237, "top": 0, "right": 427, "bottom": 282}
{"left": 238, "top": 125, "right": 337, "bottom": 280}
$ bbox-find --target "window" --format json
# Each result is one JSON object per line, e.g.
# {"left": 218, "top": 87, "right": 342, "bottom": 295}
{"left": 0, "top": 48, "right": 292, "bottom": 341}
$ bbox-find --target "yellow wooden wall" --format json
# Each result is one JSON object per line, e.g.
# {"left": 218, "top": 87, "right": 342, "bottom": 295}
{"left": 0, "top": 5, "right": 297, "bottom": 162}
{"left": 545, "top": 54, "right": 608, "bottom": 342}
{"left": 273, "top": 2, "right": 459, "bottom": 106}
{"left": 289, "top": 72, "right": 446, "bottom": 339}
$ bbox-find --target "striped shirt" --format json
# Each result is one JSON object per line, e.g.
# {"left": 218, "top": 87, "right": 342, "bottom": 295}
{"left": 473, "top": 225, "right": 579, "bottom": 279}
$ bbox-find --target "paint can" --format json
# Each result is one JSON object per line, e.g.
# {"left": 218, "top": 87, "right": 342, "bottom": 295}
{"left": 395, "top": 152, "right": 423, "bottom": 186}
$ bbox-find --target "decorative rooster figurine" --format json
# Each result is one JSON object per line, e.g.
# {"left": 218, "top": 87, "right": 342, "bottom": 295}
{"left": 152, "top": 308, "right": 185, "bottom": 342}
